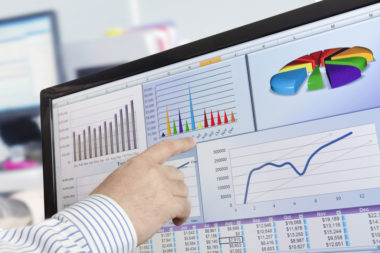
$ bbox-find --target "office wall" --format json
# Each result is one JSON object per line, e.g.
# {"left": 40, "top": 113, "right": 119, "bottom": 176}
{"left": 138, "top": 0, "right": 316, "bottom": 43}
{"left": 0, "top": 0, "right": 315, "bottom": 44}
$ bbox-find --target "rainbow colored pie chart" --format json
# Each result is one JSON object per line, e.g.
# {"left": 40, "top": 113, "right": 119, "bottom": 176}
{"left": 270, "top": 46, "right": 374, "bottom": 95}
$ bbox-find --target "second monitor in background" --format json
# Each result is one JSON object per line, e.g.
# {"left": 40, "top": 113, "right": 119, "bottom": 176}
{"left": 0, "top": 11, "right": 62, "bottom": 167}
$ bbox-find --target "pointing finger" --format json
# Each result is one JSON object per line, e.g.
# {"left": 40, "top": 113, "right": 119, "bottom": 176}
{"left": 140, "top": 138, "right": 196, "bottom": 164}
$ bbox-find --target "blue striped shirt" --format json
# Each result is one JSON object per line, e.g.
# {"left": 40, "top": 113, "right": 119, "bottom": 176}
{"left": 0, "top": 194, "right": 137, "bottom": 253}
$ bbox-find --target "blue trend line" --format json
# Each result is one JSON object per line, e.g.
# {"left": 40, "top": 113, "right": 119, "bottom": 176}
{"left": 243, "top": 131, "right": 353, "bottom": 204}
{"left": 177, "top": 162, "right": 190, "bottom": 169}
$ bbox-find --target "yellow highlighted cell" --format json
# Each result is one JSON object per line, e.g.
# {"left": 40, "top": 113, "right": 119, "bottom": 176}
{"left": 200, "top": 56, "right": 221, "bottom": 67}
{"left": 200, "top": 60, "right": 211, "bottom": 67}
{"left": 210, "top": 56, "right": 221, "bottom": 64}
{"left": 279, "top": 63, "right": 313, "bottom": 73}
{"left": 332, "top": 46, "right": 374, "bottom": 62}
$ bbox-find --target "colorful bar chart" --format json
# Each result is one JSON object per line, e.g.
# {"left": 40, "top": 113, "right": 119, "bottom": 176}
{"left": 73, "top": 99, "right": 138, "bottom": 162}
{"left": 143, "top": 56, "right": 256, "bottom": 145}
{"left": 161, "top": 88, "right": 237, "bottom": 137}
{"left": 153, "top": 66, "right": 239, "bottom": 138}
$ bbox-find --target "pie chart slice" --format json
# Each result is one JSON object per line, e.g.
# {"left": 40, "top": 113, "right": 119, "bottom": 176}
{"left": 279, "top": 62, "right": 313, "bottom": 73}
{"left": 325, "top": 64, "right": 361, "bottom": 89}
{"left": 270, "top": 46, "right": 374, "bottom": 95}
{"left": 286, "top": 55, "right": 317, "bottom": 68}
{"left": 310, "top": 51, "right": 322, "bottom": 65}
{"left": 324, "top": 48, "right": 349, "bottom": 61}
{"left": 331, "top": 46, "right": 374, "bottom": 62}
{"left": 325, "top": 57, "right": 367, "bottom": 71}
{"left": 270, "top": 68, "right": 307, "bottom": 95}
{"left": 308, "top": 66, "right": 323, "bottom": 91}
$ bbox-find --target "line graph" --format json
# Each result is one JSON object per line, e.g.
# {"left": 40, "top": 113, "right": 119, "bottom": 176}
{"left": 225, "top": 124, "right": 380, "bottom": 205}
{"left": 196, "top": 123, "right": 380, "bottom": 222}
{"left": 243, "top": 131, "right": 353, "bottom": 204}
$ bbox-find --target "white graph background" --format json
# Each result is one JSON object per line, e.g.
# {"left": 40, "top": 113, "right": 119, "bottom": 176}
{"left": 230, "top": 124, "right": 380, "bottom": 205}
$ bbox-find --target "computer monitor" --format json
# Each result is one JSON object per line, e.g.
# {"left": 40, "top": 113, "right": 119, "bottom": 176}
{"left": 0, "top": 11, "right": 63, "bottom": 122}
{"left": 41, "top": 0, "right": 380, "bottom": 252}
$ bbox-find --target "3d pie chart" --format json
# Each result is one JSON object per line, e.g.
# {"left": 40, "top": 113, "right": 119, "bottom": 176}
{"left": 270, "top": 46, "right": 374, "bottom": 95}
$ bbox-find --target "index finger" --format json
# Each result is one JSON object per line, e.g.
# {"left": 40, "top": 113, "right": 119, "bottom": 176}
{"left": 139, "top": 137, "right": 196, "bottom": 164}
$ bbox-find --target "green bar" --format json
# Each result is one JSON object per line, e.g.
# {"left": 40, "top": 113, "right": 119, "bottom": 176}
{"left": 325, "top": 57, "right": 367, "bottom": 71}
{"left": 185, "top": 120, "right": 189, "bottom": 132}
{"left": 173, "top": 120, "right": 177, "bottom": 135}
{"left": 308, "top": 66, "right": 324, "bottom": 91}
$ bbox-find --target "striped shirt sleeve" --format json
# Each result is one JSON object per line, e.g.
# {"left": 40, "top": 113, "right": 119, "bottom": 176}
{"left": 0, "top": 194, "right": 137, "bottom": 253}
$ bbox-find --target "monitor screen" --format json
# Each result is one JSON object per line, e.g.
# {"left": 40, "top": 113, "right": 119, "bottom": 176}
{"left": 0, "top": 12, "right": 61, "bottom": 117}
{"left": 50, "top": 2, "right": 380, "bottom": 252}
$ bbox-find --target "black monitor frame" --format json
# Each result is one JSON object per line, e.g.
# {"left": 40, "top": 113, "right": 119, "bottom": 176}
{"left": 0, "top": 11, "right": 64, "bottom": 123}
{"left": 40, "top": 0, "right": 379, "bottom": 218}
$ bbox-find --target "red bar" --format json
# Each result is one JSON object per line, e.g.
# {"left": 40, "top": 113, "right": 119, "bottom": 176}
{"left": 210, "top": 110, "right": 215, "bottom": 126}
{"left": 217, "top": 111, "right": 222, "bottom": 125}
{"left": 204, "top": 109, "right": 208, "bottom": 128}
{"left": 224, "top": 111, "right": 228, "bottom": 124}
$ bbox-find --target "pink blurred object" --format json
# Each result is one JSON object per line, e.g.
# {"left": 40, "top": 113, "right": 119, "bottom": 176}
{"left": 3, "top": 160, "right": 39, "bottom": 170}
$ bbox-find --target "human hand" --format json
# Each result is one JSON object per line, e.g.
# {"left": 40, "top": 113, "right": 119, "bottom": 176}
{"left": 92, "top": 137, "right": 196, "bottom": 245}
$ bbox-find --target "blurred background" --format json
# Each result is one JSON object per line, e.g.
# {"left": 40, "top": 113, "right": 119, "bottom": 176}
{"left": 0, "top": 0, "right": 317, "bottom": 228}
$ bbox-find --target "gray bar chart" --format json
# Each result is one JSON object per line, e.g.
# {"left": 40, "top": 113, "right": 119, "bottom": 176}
{"left": 83, "top": 130, "right": 87, "bottom": 159}
{"left": 72, "top": 99, "right": 138, "bottom": 162}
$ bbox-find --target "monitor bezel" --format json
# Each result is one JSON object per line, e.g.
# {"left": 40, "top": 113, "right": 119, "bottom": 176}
{"left": 0, "top": 11, "right": 64, "bottom": 122}
{"left": 41, "top": 0, "right": 379, "bottom": 218}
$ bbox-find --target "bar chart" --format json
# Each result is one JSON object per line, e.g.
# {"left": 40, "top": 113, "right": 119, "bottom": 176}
{"left": 156, "top": 67, "right": 238, "bottom": 138}
{"left": 72, "top": 99, "right": 138, "bottom": 162}
{"left": 143, "top": 56, "right": 256, "bottom": 145}
{"left": 162, "top": 88, "right": 237, "bottom": 137}
{"left": 55, "top": 85, "right": 147, "bottom": 168}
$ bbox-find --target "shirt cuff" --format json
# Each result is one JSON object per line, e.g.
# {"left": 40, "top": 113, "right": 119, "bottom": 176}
{"left": 53, "top": 194, "right": 138, "bottom": 253}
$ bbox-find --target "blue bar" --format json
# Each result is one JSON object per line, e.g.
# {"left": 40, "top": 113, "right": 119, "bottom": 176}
{"left": 189, "top": 88, "right": 196, "bottom": 130}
